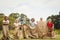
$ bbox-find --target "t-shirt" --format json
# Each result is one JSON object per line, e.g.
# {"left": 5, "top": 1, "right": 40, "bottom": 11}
{"left": 29, "top": 21, "right": 36, "bottom": 29}
{"left": 21, "top": 20, "right": 26, "bottom": 25}
{"left": 3, "top": 20, "right": 9, "bottom": 25}
{"left": 47, "top": 22, "right": 53, "bottom": 29}
{"left": 14, "top": 23, "right": 20, "bottom": 27}
{"left": 30, "top": 22, "right": 35, "bottom": 27}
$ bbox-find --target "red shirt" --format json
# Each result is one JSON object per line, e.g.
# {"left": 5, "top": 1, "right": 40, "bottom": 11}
{"left": 47, "top": 22, "right": 53, "bottom": 28}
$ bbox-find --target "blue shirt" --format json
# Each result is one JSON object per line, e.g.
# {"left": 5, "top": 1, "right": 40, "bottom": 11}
{"left": 30, "top": 22, "right": 35, "bottom": 27}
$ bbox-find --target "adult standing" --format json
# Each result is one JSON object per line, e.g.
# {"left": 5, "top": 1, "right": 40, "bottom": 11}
{"left": 2, "top": 16, "right": 10, "bottom": 40}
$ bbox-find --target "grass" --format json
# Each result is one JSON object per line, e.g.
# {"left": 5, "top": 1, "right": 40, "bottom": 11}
{"left": 55, "top": 30, "right": 60, "bottom": 34}
{"left": 0, "top": 30, "right": 60, "bottom": 40}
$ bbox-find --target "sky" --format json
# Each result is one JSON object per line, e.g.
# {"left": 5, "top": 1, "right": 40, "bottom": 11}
{"left": 0, "top": 0, "right": 60, "bottom": 21}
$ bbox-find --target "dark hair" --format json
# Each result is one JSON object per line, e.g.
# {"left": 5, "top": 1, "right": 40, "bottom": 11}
{"left": 31, "top": 18, "right": 35, "bottom": 22}
{"left": 4, "top": 16, "right": 8, "bottom": 21}
{"left": 40, "top": 18, "right": 43, "bottom": 21}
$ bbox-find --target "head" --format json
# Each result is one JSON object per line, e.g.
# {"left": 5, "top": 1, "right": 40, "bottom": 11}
{"left": 31, "top": 18, "right": 35, "bottom": 22}
{"left": 4, "top": 16, "right": 8, "bottom": 21}
{"left": 48, "top": 18, "right": 52, "bottom": 22}
{"left": 15, "top": 19, "right": 19, "bottom": 23}
{"left": 40, "top": 18, "right": 43, "bottom": 21}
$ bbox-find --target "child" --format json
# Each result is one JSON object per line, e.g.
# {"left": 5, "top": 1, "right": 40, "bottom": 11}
{"left": 2, "top": 16, "right": 10, "bottom": 40}
{"left": 28, "top": 18, "right": 38, "bottom": 38}
{"left": 13, "top": 19, "right": 20, "bottom": 39}
{"left": 47, "top": 18, "right": 55, "bottom": 38}
{"left": 37, "top": 18, "right": 46, "bottom": 38}
{"left": 22, "top": 17, "right": 27, "bottom": 39}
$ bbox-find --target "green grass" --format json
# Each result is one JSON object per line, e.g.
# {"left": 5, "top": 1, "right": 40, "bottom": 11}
{"left": 55, "top": 30, "right": 60, "bottom": 34}
{"left": 0, "top": 30, "right": 60, "bottom": 40}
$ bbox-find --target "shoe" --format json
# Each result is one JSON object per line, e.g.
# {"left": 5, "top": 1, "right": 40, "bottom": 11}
{"left": 28, "top": 36, "right": 35, "bottom": 39}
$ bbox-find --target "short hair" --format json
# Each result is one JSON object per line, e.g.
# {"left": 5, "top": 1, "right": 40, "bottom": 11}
{"left": 31, "top": 18, "right": 35, "bottom": 22}
{"left": 4, "top": 16, "right": 8, "bottom": 20}
{"left": 40, "top": 18, "right": 43, "bottom": 20}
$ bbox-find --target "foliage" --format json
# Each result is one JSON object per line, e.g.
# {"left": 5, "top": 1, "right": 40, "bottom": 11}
{"left": 0, "top": 13, "right": 5, "bottom": 30}
{"left": 18, "top": 13, "right": 30, "bottom": 25}
{"left": 47, "top": 12, "right": 60, "bottom": 29}
{"left": 0, "top": 13, "right": 30, "bottom": 30}
{"left": 8, "top": 13, "right": 20, "bottom": 30}
{"left": 9, "top": 13, "right": 20, "bottom": 19}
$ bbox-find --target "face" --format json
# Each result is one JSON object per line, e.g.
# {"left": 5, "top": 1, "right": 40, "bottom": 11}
{"left": 31, "top": 18, "right": 35, "bottom": 22}
{"left": 48, "top": 19, "right": 52, "bottom": 22}
{"left": 4, "top": 16, "right": 8, "bottom": 21}
{"left": 40, "top": 18, "right": 43, "bottom": 21}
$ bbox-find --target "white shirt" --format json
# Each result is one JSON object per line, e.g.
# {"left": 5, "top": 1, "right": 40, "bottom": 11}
{"left": 14, "top": 22, "right": 20, "bottom": 27}
{"left": 30, "top": 21, "right": 36, "bottom": 29}
{"left": 3, "top": 20, "right": 9, "bottom": 24}
{"left": 30, "top": 22, "right": 35, "bottom": 27}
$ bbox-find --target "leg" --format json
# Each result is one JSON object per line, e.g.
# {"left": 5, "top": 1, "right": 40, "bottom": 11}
{"left": 22, "top": 25, "right": 27, "bottom": 39}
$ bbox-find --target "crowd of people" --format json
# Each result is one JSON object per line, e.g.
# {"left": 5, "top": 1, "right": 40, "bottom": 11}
{"left": 1, "top": 16, "right": 55, "bottom": 40}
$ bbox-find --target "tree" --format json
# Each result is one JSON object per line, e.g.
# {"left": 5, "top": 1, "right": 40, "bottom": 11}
{"left": 8, "top": 13, "right": 20, "bottom": 30}
{"left": 9, "top": 13, "right": 20, "bottom": 19}
{"left": 0, "top": 13, "right": 5, "bottom": 30}
{"left": 18, "top": 13, "right": 30, "bottom": 25}
{"left": 47, "top": 13, "right": 60, "bottom": 29}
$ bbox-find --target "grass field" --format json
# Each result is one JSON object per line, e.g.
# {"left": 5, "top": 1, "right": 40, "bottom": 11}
{"left": 0, "top": 30, "right": 60, "bottom": 40}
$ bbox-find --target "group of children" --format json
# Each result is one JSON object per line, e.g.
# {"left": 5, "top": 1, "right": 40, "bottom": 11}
{"left": 1, "top": 16, "right": 55, "bottom": 40}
